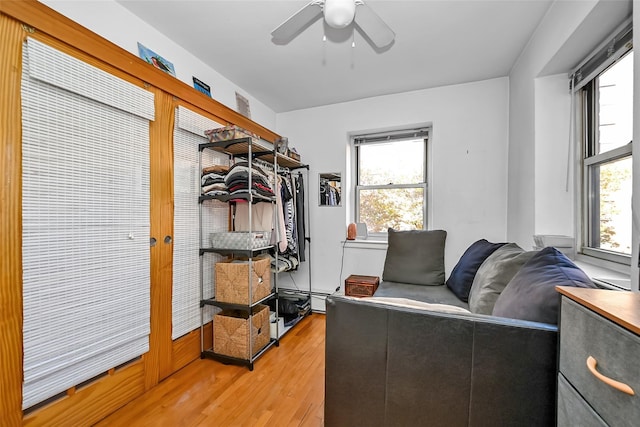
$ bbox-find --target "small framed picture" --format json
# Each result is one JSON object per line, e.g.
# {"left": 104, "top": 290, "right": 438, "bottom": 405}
{"left": 235, "top": 92, "right": 251, "bottom": 119}
{"left": 137, "top": 42, "right": 176, "bottom": 77}
{"left": 193, "top": 77, "right": 211, "bottom": 97}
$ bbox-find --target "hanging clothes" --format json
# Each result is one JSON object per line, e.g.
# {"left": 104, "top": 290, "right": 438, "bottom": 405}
{"left": 234, "top": 202, "right": 274, "bottom": 234}
{"left": 319, "top": 178, "right": 341, "bottom": 206}
{"left": 294, "top": 173, "right": 306, "bottom": 261}
{"left": 274, "top": 175, "right": 288, "bottom": 252}
{"left": 281, "top": 174, "right": 297, "bottom": 253}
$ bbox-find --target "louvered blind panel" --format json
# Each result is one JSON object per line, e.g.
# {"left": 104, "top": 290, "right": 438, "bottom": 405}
{"left": 172, "top": 106, "right": 228, "bottom": 339}
{"left": 26, "top": 37, "right": 154, "bottom": 120}
{"left": 21, "top": 40, "right": 152, "bottom": 409}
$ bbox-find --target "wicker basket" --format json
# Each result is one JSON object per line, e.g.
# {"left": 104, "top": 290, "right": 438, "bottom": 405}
{"left": 215, "top": 255, "right": 271, "bottom": 304}
{"left": 213, "top": 304, "right": 270, "bottom": 359}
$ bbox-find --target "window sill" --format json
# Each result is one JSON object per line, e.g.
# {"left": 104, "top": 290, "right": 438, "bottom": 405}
{"left": 573, "top": 254, "right": 631, "bottom": 290}
{"left": 342, "top": 239, "right": 388, "bottom": 250}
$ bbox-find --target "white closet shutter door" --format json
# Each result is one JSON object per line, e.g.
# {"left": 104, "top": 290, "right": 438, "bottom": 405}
{"left": 172, "top": 106, "right": 228, "bottom": 339}
{"left": 21, "top": 38, "right": 153, "bottom": 409}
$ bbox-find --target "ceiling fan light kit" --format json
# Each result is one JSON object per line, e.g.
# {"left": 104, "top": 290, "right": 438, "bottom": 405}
{"left": 271, "top": 0, "right": 395, "bottom": 49}
{"left": 324, "top": 0, "right": 357, "bottom": 29}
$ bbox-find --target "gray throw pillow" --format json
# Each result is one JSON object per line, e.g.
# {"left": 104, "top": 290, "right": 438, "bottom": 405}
{"left": 468, "top": 243, "right": 535, "bottom": 314}
{"left": 382, "top": 229, "right": 446, "bottom": 286}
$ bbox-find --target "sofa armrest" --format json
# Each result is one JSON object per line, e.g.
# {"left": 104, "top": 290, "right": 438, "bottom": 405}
{"left": 468, "top": 315, "right": 558, "bottom": 425}
{"left": 325, "top": 295, "right": 558, "bottom": 427}
{"left": 325, "top": 296, "right": 390, "bottom": 426}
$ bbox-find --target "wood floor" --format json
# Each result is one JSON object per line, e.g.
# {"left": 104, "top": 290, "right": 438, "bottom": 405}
{"left": 95, "top": 314, "right": 326, "bottom": 427}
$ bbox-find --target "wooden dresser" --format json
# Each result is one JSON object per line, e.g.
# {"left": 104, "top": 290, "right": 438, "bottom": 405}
{"left": 556, "top": 287, "right": 640, "bottom": 426}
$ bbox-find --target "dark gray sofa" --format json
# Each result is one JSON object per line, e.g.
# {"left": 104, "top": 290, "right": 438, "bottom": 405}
{"left": 325, "top": 290, "right": 558, "bottom": 426}
{"left": 325, "top": 231, "right": 596, "bottom": 426}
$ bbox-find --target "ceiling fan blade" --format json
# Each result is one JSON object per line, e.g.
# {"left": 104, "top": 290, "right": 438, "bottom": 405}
{"left": 271, "top": 1, "right": 324, "bottom": 43}
{"left": 354, "top": 2, "right": 395, "bottom": 48}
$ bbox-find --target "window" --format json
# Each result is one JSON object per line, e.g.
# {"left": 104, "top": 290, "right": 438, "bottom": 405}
{"left": 354, "top": 129, "right": 429, "bottom": 235}
{"left": 574, "top": 22, "right": 632, "bottom": 265}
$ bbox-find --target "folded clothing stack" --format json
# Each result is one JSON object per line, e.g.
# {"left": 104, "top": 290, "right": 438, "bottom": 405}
{"left": 201, "top": 164, "right": 230, "bottom": 196}
{"left": 225, "top": 161, "right": 274, "bottom": 199}
{"left": 269, "top": 253, "right": 300, "bottom": 273}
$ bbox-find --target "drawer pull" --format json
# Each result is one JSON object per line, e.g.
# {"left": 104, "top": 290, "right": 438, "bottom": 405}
{"left": 586, "top": 356, "right": 635, "bottom": 396}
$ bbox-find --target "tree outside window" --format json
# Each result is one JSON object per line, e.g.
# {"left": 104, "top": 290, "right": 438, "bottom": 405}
{"left": 356, "top": 137, "right": 427, "bottom": 233}
{"left": 583, "top": 50, "right": 633, "bottom": 260}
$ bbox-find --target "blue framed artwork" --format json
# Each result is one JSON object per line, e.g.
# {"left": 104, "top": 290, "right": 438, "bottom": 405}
{"left": 193, "top": 77, "right": 211, "bottom": 97}
{"left": 137, "top": 42, "right": 176, "bottom": 77}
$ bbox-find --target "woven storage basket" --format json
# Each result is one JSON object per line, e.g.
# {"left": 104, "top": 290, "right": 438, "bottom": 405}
{"left": 215, "top": 255, "right": 271, "bottom": 304}
{"left": 213, "top": 304, "right": 270, "bottom": 359}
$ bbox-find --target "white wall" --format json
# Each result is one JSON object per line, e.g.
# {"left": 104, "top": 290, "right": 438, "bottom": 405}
{"left": 40, "top": 0, "right": 277, "bottom": 130}
{"left": 534, "top": 74, "right": 573, "bottom": 237}
{"left": 507, "top": 0, "right": 600, "bottom": 249}
{"left": 277, "top": 77, "right": 510, "bottom": 296}
{"left": 508, "top": 0, "right": 632, "bottom": 252}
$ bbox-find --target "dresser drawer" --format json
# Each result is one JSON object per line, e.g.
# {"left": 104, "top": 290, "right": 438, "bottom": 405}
{"left": 558, "top": 374, "right": 607, "bottom": 427}
{"left": 559, "top": 298, "right": 640, "bottom": 426}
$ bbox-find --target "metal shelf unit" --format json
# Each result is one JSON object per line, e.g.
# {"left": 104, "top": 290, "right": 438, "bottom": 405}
{"left": 198, "top": 136, "right": 311, "bottom": 370}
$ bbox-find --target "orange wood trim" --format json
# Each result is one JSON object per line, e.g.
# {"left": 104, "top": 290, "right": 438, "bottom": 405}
{"left": 146, "top": 90, "right": 177, "bottom": 388}
{"left": 0, "top": 1, "right": 277, "bottom": 421}
{"left": 23, "top": 360, "right": 146, "bottom": 427}
{"left": 171, "top": 329, "right": 202, "bottom": 373}
{"left": 557, "top": 286, "right": 640, "bottom": 336}
{"left": 0, "top": 13, "right": 25, "bottom": 427}
{"left": 0, "top": 0, "right": 280, "bottom": 143}
{"left": 171, "top": 322, "right": 213, "bottom": 373}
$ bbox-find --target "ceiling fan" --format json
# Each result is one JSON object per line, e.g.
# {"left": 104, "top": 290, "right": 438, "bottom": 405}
{"left": 271, "top": 0, "right": 395, "bottom": 49}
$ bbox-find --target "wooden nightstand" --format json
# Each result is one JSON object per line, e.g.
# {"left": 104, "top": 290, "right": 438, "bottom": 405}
{"left": 556, "top": 287, "right": 640, "bottom": 426}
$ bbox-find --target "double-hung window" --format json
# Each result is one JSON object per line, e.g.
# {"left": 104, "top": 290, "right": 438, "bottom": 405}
{"left": 573, "top": 22, "right": 633, "bottom": 265}
{"left": 354, "top": 129, "right": 429, "bottom": 235}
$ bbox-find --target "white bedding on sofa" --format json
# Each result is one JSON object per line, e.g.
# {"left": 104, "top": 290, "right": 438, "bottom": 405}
{"left": 351, "top": 296, "right": 472, "bottom": 314}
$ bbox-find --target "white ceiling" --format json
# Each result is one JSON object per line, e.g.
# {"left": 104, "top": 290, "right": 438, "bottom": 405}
{"left": 116, "top": 0, "right": 557, "bottom": 113}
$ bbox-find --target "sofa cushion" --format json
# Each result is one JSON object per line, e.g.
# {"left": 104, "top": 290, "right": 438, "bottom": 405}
{"left": 374, "top": 281, "right": 470, "bottom": 309}
{"left": 382, "top": 229, "right": 446, "bottom": 286}
{"left": 359, "top": 296, "right": 471, "bottom": 314}
{"left": 492, "top": 247, "right": 596, "bottom": 324}
{"left": 446, "top": 239, "right": 506, "bottom": 302}
{"left": 468, "top": 243, "right": 536, "bottom": 315}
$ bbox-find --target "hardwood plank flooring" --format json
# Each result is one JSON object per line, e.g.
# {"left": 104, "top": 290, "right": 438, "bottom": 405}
{"left": 95, "top": 314, "right": 325, "bottom": 427}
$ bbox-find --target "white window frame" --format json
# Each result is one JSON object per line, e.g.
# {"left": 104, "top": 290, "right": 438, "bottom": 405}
{"left": 353, "top": 128, "right": 429, "bottom": 237}
{"left": 572, "top": 20, "right": 633, "bottom": 268}
{"left": 581, "top": 143, "right": 632, "bottom": 265}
